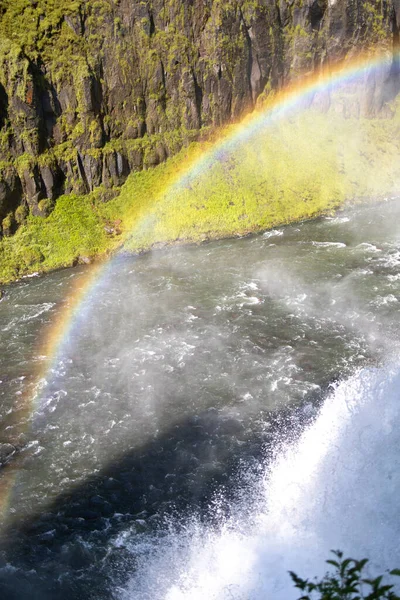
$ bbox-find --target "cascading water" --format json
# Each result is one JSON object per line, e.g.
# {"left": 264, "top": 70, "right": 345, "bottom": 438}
{"left": 117, "top": 363, "right": 400, "bottom": 600}
{"left": 0, "top": 200, "right": 400, "bottom": 599}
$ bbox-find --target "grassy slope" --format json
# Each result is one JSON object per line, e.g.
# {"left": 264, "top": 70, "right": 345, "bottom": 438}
{"left": 1, "top": 107, "right": 400, "bottom": 283}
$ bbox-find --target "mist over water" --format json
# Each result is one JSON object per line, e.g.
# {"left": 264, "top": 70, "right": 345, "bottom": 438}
{"left": 0, "top": 200, "right": 400, "bottom": 598}
{"left": 119, "top": 364, "right": 400, "bottom": 600}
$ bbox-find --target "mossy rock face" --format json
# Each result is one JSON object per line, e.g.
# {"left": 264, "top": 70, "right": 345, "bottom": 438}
{"left": 94, "top": 186, "right": 120, "bottom": 203}
{"left": 143, "top": 147, "right": 160, "bottom": 169}
{"left": 1, "top": 213, "right": 15, "bottom": 237}
{"left": 37, "top": 198, "right": 54, "bottom": 217}
{"left": 1, "top": 103, "right": 400, "bottom": 284}
{"left": 15, "top": 204, "right": 28, "bottom": 225}
{"left": 0, "top": 0, "right": 397, "bottom": 231}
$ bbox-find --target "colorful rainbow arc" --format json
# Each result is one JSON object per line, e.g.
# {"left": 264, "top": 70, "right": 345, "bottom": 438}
{"left": 0, "top": 48, "right": 398, "bottom": 518}
{"left": 121, "top": 47, "right": 398, "bottom": 248}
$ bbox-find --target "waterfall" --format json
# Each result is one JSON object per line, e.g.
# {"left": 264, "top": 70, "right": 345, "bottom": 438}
{"left": 117, "top": 363, "right": 400, "bottom": 600}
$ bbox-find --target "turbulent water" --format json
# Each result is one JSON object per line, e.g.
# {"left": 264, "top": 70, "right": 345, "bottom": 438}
{"left": 1, "top": 200, "right": 400, "bottom": 599}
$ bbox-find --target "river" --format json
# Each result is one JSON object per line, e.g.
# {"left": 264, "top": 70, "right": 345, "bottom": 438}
{"left": 0, "top": 200, "right": 400, "bottom": 599}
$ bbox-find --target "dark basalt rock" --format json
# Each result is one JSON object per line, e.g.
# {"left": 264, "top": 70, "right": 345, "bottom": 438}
{"left": 0, "top": 169, "right": 23, "bottom": 223}
{"left": 0, "top": 0, "right": 398, "bottom": 228}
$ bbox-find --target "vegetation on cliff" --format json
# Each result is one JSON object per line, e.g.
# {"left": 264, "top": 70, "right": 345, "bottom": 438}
{"left": 0, "top": 0, "right": 397, "bottom": 240}
{"left": 0, "top": 0, "right": 399, "bottom": 282}
{"left": 1, "top": 104, "right": 400, "bottom": 283}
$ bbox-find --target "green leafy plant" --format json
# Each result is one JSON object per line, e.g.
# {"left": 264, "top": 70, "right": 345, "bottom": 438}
{"left": 290, "top": 551, "right": 400, "bottom": 600}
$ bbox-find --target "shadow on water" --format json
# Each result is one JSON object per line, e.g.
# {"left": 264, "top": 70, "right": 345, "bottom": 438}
{"left": 0, "top": 382, "right": 333, "bottom": 600}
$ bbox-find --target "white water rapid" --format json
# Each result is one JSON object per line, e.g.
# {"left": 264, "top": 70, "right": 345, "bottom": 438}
{"left": 117, "top": 362, "right": 400, "bottom": 600}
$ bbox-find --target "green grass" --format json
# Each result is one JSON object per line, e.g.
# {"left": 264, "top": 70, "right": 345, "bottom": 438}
{"left": 2, "top": 106, "right": 400, "bottom": 283}
{"left": 0, "top": 194, "right": 111, "bottom": 281}
{"left": 103, "top": 108, "right": 400, "bottom": 251}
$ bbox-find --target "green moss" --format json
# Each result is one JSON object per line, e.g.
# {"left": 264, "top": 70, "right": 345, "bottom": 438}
{"left": 37, "top": 198, "right": 54, "bottom": 216}
{"left": 15, "top": 152, "right": 35, "bottom": 175}
{"left": 0, "top": 161, "right": 13, "bottom": 180}
{"left": 363, "top": 1, "right": 387, "bottom": 44}
{"left": 0, "top": 193, "right": 111, "bottom": 280}
{"left": 1, "top": 107, "right": 400, "bottom": 283}
{"left": 1, "top": 212, "right": 15, "bottom": 237}
{"left": 15, "top": 204, "right": 28, "bottom": 224}
{"left": 18, "top": 244, "right": 44, "bottom": 267}
{"left": 105, "top": 109, "right": 400, "bottom": 254}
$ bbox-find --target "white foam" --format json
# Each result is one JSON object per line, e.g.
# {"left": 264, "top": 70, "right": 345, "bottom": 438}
{"left": 373, "top": 294, "right": 399, "bottom": 307}
{"left": 242, "top": 296, "right": 261, "bottom": 306}
{"left": 380, "top": 250, "right": 400, "bottom": 269}
{"left": 263, "top": 229, "right": 284, "bottom": 240}
{"left": 311, "top": 241, "right": 347, "bottom": 248}
{"left": 356, "top": 243, "right": 382, "bottom": 253}
{"left": 1, "top": 303, "right": 55, "bottom": 331}
{"left": 325, "top": 216, "right": 350, "bottom": 224}
{"left": 118, "top": 363, "right": 400, "bottom": 600}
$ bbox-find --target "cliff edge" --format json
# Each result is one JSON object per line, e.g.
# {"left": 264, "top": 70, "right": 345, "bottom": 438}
{"left": 0, "top": 0, "right": 399, "bottom": 236}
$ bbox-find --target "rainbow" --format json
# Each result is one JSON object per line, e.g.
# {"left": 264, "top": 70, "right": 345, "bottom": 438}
{"left": 121, "top": 47, "right": 397, "bottom": 248}
{"left": 0, "top": 260, "right": 112, "bottom": 520}
{"left": 1, "top": 48, "right": 398, "bottom": 519}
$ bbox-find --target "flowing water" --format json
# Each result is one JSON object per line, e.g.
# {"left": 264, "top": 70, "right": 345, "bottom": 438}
{"left": 0, "top": 200, "right": 400, "bottom": 599}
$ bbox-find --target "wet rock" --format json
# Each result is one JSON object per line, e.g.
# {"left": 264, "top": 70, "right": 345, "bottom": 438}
{"left": 39, "top": 164, "right": 65, "bottom": 201}
{"left": 20, "top": 167, "right": 46, "bottom": 216}
{"left": 133, "top": 510, "right": 148, "bottom": 519}
{"left": 0, "top": 168, "right": 23, "bottom": 222}
{"left": 100, "top": 502, "right": 114, "bottom": 517}
{"left": 147, "top": 485, "right": 163, "bottom": 504}
{"left": 59, "top": 539, "right": 95, "bottom": 568}
{"left": 109, "top": 491, "right": 122, "bottom": 504}
{"left": 82, "top": 154, "right": 102, "bottom": 191}
{"left": 78, "top": 255, "right": 92, "bottom": 265}
{"left": 102, "top": 152, "right": 129, "bottom": 188}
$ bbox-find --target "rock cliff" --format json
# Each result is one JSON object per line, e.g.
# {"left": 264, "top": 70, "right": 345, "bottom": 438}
{"left": 0, "top": 0, "right": 399, "bottom": 234}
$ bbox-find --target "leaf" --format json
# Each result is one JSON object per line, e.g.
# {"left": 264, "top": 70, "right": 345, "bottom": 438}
{"left": 289, "top": 571, "right": 308, "bottom": 590}
{"left": 373, "top": 575, "right": 384, "bottom": 588}
{"left": 341, "top": 558, "right": 353, "bottom": 570}
{"left": 326, "top": 560, "right": 340, "bottom": 568}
